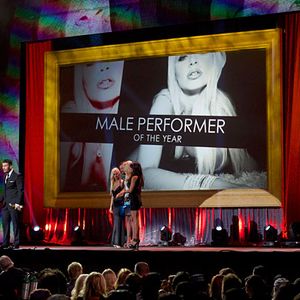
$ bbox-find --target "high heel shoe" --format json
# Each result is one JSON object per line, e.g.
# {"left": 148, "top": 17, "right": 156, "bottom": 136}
{"left": 129, "top": 239, "right": 140, "bottom": 250}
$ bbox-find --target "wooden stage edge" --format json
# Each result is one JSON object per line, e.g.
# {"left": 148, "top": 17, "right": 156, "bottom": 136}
{"left": 2, "top": 245, "right": 300, "bottom": 279}
{"left": 3, "top": 245, "right": 300, "bottom": 252}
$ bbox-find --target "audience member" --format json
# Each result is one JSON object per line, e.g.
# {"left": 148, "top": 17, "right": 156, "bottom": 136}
{"left": 140, "top": 272, "right": 161, "bottom": 300}
{"left": 223, "top": 287, "right": 247, "bottom": 300}
{"left": 114, "top": 268, "right": 132, "bottom": 290}
{"left": 81, "top": 271, "right": 107, "bottom": 300}
{"left": 271, "top": 277, "right": 289, "bottom": 299}
{"left": 171, "top": 271, "right": 190, "bottom": 292}
{"left": 209, "top": 274, "right": 224, "bottom": 300}
{"left": 272, "top": 283, "right": 297, "bottom": 300}
{"left": 102, "top": 268, "right": 117, "bottom": 293}
{"left": 37, "top": 268, "right": 68, "bottom": 295}
{"left": 159, "top": 278, "right": 173, "bottom": 295}
{"left": 190, "top": 273, "right": 209, "bottom": 296}
{"left": 158, "top": 293, "right": 179, "bottom": 299}
{"left": 134, "top": 262, "right": 150, "bottom": 278}
{"left": 66, "top": 262, "right": 83, "bottom": 297}
{"left": 0, "top": 255, "right": 25, "bottom": 300}
{"left": 29, "top": 288, "right": 51, "bottom": 300}
{"left": 222, "top": 273, "right": 243, "bottom": 298}
{"left": 245, "top": 274, "right": 269, "bottom": 300}
{"left": 294, "top": 293, "right": 300, "bottom": 300}
{"left": 48, "top": 295, "right": 70, "bottom": 300}
{"left": 219, "top": 267, "right": 235, "bottom": 276}
{"left": 70, "top": 273, "right": 88, "bottom": 300}
{"left": 124, "top": 272, "right": 142, "bottom": 296}
{"left": 106, "top": 289, "right": 133, "bottom": 299}
{"left": 175, "top": 281, "right": 192, "bottom": 299}
{"left": 293, "top": 278, "right": 300, "bottom": 295}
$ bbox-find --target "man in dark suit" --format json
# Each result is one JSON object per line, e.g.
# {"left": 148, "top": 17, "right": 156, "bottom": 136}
{"left": 1, "top": 159, "right": 24, "bottom": 249}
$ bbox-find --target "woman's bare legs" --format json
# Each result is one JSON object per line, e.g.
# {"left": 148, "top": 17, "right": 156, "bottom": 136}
{"left": 131, "top": 210, "right": 140, "bottom": 248}
{"left": 125, "top": 215, "right": 132, "bottom": 247}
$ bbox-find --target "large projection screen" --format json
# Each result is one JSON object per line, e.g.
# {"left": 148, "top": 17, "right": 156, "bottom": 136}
{"left": 44, "top": 29, "right": 282, "bottom": 208}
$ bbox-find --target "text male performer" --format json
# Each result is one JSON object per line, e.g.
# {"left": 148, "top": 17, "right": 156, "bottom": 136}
{"left": 0, "top": 159, "right": 24, "bottom": 249}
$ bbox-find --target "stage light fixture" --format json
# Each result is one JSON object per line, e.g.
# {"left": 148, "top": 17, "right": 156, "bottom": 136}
{"left": 159, "top": 225, "right": 172, "bottom": 246}
{"left": 170, "top": 232, "right": 187, "bottom": 246}
{"left": 264, "top": 225, "right": 278, "bottom": 242}
{"left": 71, "top": 226, "right": 87, "bottom": 246}
{"left": 74, "top": 226, "right": 80, "bottom": 232}
{"left": 28, "top": 225, "right": 45, "bottom": 243}
{"left": 211, "top": 226, "right": 228, "bottom": 246}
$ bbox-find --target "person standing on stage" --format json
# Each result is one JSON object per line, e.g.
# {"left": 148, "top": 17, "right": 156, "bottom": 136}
{"left": 118, "top": 160, "right": 133, "bottom": 248}
{"left": 119, "top": 161, "right": 143, "bottom": 250}
{"left": 0, "top": 159, "right": 24, "bottom": 249}
{"left": 109, "top": 167, "right": 126, "bottom": 248}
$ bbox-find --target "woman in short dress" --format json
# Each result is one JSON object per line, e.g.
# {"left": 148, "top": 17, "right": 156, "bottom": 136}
{"left": 123, "top": 161, "right": 144, "bottom": 250}
{"left": 109, "top": 167, "right": 125, "bottom": 248}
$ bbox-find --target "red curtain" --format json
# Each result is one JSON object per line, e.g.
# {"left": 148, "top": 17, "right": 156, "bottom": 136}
{"left": 24, "top": 41, "right": 52, "bottom": 228}
{"left": 283, "top": 13, "right": 300, "bottom": 229}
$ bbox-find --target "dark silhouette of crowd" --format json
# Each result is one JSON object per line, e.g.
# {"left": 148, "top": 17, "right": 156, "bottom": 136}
{"left": 0, "top": 255, "right": 300, "bottom": 300}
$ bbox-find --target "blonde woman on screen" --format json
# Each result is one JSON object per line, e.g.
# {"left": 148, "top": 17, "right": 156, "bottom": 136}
{"left": 61, "top": 60, "right": 124, "bottom": 192}
{"left": 138, "top": 52, "right": 265, "bottom": 190}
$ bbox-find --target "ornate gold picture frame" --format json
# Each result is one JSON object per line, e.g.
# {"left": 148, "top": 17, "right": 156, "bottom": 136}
{"left": 44, "top": 28, "right": 282, "bottom": 208}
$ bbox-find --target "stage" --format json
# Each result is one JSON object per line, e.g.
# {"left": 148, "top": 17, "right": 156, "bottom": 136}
{"left": 2, "top": 245, "right": 300, "bottom": 280}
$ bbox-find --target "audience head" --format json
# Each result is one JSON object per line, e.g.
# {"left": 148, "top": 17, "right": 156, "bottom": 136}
{"left": 158, "top": 293, "right": 179, "bottom": 299}
{"left": 272, "top": 282, "right": 296, "bottom": 300}
{"left": 124, "top": 272, "right": 142, "bottom": 295}
{"left": 294, "top": 293, "right": 300, "bottom": 300}
{"left": 272, "top": 277, "right": 289, "bottom": 298}
{"left": 38, "top": 268, "right": 67, "bottom": 295}
{"left": 190, "top": 273, "right": 209, "bottom": 295}
{"left": 209, "top": 274, "right": 224, "bottom": 300}
{"left": 175, "top": 281, "right": 192, "bottom": 299}
{"left": 114, "top": 268, "right": 132, "bottom": 289}
{"left": 102, "top": 268, "right": 117, "bottom": 293}
{"left": 0, "top": 255, "right": 14, "bottom": 271}
{"left": 222, "top": 273, "right": 242, "bottom": 298}
{"left": 293, "top": 278, "right": 300, "bottom": 295}
{"left": 172, "top": 271, "right": 190, "bottom": 291}
{"left": 134, "top": 262, "right": 150, "bottom": 278}
{"left": 106, "top": 289, "right": 133, "bottom": 299}
{"left": 29, "top": 288, "right": 51, "bottom": 300}
{"left": 252, "top": 265, "right": 267, "bottom": 277}
{"left": 47, "top": 295, "right": 70, "bottom": 300}
{"left": 82, "top": 272, "right": 106, "bottom": 299}
{"left": 71, "top": 273, "right": 88, "bottom": 300}
{"left": 67, "top": 262, "right": 83, "bottom": 281}
{"left": 160, "top": 278, "right": 173, "bottom": 294}
{"left": 245, "top": 274, "right": 267, "bottom": 299}
{"left": 141, "top": 272, "right": 161, "bottom": 300}
{"left": 219, "top": 267, "right": 235, "bottom": 276}
{"left": 223, "top": 287, "right": 247, "bottom": 300}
